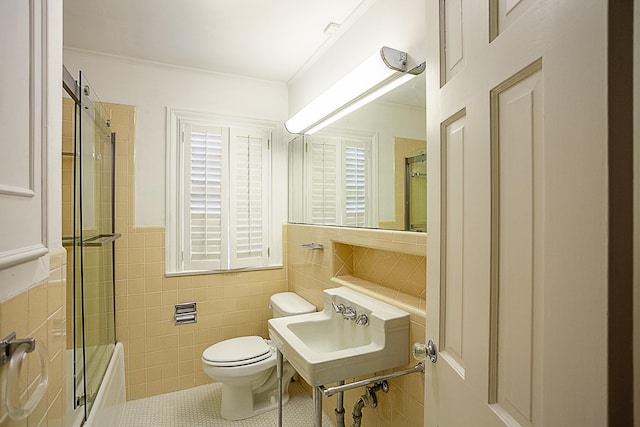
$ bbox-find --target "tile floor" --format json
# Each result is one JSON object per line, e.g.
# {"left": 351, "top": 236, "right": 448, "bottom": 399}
{"left": 120, "top": 381, "right": 335, "bottom": 426}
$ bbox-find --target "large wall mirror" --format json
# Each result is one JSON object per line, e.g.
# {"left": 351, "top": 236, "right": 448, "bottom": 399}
{"left": 288, "top": 72, "right": 426, "bottom": 231}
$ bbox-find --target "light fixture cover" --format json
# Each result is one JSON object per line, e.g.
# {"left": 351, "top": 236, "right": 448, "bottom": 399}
{"left": 285, "top": 46, "right": 414, "bottom": 135}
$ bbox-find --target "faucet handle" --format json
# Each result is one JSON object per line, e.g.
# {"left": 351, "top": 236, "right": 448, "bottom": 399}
{"left": 332, "top": 302, "right": 345, "bottom": 314}
{"left": 343, "top": 306, "right": 357, "bottom": 320}
{"left": 355, "top": 313, "right": 369, "bottom": 326}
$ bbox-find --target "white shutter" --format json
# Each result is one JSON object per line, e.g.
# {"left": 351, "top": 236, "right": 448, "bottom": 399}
{"left": 343, "top": 141, "right": 368, "bottom": 227}
{"left": 229, "top": 128, "right": 270, "bottom": 268}
{"left": 306, "top": 138, "right": 338, "bottom": 225}
{"left": 183, "top": 123, "right": 228, "bottom": 271}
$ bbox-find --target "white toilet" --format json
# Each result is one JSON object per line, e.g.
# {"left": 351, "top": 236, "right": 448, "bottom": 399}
{"left": 201, "top": 292, "right": 315, "bottom": 420}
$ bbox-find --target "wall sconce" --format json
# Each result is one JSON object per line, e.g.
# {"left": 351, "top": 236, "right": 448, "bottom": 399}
{"left": 285, "top": 46, "right": 425, "bottom": 135}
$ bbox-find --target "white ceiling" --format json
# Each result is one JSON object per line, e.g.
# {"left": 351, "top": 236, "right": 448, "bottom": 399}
{"left": 63, "top": 0, "right": 372, "bottom": 83}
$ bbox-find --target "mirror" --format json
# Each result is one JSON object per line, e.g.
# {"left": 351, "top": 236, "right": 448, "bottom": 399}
{"left": 288, "top": 72, "right": 426, "bottom": 231}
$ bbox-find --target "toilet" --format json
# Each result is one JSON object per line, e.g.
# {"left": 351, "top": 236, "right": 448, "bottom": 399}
{"left": 201, "top": 292, "right": 315, "bottom": 420}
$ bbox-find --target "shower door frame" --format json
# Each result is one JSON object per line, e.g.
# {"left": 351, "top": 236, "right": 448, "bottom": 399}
{"left": 404, "top": 152, "right": 426, "bottom": 231}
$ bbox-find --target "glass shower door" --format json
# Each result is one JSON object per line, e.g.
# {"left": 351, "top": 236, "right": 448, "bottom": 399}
{"left": 74, "top": 70, "right": 117, "bottom": 418}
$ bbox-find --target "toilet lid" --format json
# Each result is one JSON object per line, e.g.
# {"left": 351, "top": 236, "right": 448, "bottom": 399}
{"left": 203, "top": 336, "right": 272, "bottom": 366}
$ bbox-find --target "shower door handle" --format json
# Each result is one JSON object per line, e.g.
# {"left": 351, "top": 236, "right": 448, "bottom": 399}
{"left": 82, "top": 233, "right": 122, "bottom": 247}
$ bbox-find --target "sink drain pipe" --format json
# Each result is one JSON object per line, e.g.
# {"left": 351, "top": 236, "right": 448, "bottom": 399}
{"left": 351, "top": 381, "right": 389, "bottom": 427}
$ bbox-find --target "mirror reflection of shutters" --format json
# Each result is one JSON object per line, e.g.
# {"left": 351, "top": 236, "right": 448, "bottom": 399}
{"left": 344, "top": 141, "right": 367, "bottom": 227}
{"left": 309, "top": 140, "right": 338, "bottom": 225}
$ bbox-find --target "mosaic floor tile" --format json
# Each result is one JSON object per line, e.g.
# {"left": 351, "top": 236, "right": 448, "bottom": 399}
{"left": 120, "top": 381, "right": 335, "bottom": 426}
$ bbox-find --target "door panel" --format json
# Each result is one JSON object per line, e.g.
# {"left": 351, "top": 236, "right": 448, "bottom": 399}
{"left": 489, "top": 0, "right": 536, "bottom": 41}
{"left": 440, "top": 109, "right": 467, "bottom": 378}
{"left": 440, "top": 0, "right": 464, "bottom": 85}
{"left": 426, "top": 0, "right": 607, "bottom": 426}
{"left": 0, "top": 0, "right": 48, "bottom": 294}
{"left": 489, "top": 61, "right": 543, "bottom": 427}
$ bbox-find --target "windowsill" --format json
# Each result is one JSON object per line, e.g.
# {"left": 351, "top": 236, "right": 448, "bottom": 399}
{"left": 165, "top": 264, "right": 284, "bottom": 277}
{"left": 330, "top": 274, "right": 426, "bottom": 324}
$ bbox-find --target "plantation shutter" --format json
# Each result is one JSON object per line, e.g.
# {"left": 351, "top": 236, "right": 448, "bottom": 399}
{"left": 183, "top": 123, "right": 228, "bottom": 271}
{"left": 307, "top": 138, "right": 338, "bottom": 225}
{"left": 343, "top": 141, "right": 368, "bottom": 227}
{"left": 167, "top": 108, "right": 278, "bottom": 274}
{"left": 229, "top": 128, "right": 270, "bottom": 268}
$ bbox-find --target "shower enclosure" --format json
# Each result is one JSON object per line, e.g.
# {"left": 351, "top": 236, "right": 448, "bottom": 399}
{"left": 62, "top": 67, "right": 119, "bottom": 424}
{"left": 405, "top": 153, "right": 426, "bottom": 232}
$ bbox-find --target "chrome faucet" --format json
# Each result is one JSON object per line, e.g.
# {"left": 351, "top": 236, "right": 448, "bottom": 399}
{"left": 355, "top": 313, "right": 369, "bottom": 326}
{"left": 343, "top": 306, "right": 357, "bottom": 320}
{"left": 332, "top": 301, "right": 345, "bottom": 314}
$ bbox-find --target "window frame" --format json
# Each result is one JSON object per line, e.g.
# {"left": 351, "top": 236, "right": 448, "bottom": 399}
{"left": 166, "top": 107, "right": 281, "bottom": 275}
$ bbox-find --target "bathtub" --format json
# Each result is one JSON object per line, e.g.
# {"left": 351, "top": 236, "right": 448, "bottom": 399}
{"left": 65, "top": 342, "right": 125, "bottom": 427}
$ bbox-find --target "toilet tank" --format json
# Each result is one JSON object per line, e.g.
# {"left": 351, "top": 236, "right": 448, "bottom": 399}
{"left": 269, "top": 292, "right": 316, "bottom": 318}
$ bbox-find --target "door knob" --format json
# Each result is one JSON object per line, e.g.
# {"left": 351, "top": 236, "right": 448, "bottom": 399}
{"left": 412, "top": 340, "right": 438, "bottom": 363}
{"left": 426, "top": 339, "right": 437, "bottom": 363}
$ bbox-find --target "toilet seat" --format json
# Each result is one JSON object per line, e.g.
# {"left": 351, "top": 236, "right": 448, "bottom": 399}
{"left": 203, "top": 336, "right": 273, "bottom": 367}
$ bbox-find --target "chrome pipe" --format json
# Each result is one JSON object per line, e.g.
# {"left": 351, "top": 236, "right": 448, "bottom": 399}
{"left": 351, "top": 395, "right": 367, "bottom": 427}
{"left": 277, "top": 350, "right": 283, "bottom": 427}
{"left": 313, "top": 386, "right": 323, "bottom": 427}
{"left": 319, "top": 363, "right": 425, "bottom": 397}
{"left": 335, "top": 380, "right": 346, "bottom": 427}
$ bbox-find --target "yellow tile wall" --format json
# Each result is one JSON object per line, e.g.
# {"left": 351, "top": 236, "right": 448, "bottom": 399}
{"left": 286, "top": 223, "right": 426, "bottom": 427}
{"left": 0, "top": 247, "right": 67, "bottom": 427}
{"left": 352, "top": 246, "right": 426, "bottom": 299}
{"left": 107, "top": 102, "right": 288, "bottom": 400}
{"left": 61, "top": 98, "right": 74, "bottom": 239}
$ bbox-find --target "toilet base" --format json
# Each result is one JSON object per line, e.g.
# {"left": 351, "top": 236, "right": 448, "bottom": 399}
{"left": 219, "top": 363, "right": 295, "bottom": 421}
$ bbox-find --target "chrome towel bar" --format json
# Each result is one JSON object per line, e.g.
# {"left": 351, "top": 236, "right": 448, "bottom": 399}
{"left": 318, "top": 363, "right": 425, "bottom": 397}
{"left": 300, "top": 242, "right": 324, "bottom": 251}
{"left": 62, "top": 233, "right": 121, "bottom": 247}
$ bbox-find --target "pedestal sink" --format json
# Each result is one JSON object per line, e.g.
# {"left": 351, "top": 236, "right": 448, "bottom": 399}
{"left": 268, "top": 286, "right": 410, "bottom": 386}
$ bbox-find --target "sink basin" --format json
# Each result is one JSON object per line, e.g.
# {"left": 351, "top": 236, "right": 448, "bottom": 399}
{"left": 268, "top": 287, "right": 410, "bottom": 386}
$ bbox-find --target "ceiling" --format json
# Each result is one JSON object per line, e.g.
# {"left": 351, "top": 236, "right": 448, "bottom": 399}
{"left": 63, "top": 0, "right": 373, "bottom": 83}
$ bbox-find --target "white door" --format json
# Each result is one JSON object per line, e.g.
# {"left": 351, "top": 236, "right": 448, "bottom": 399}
{"left": 0, "top": 0, "right": 49, "bottom": 293}
{"left": 425, "top": 1, "right": 608, "bottom": 426}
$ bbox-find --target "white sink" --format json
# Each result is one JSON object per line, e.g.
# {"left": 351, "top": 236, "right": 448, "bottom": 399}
{"left": 268, "top": 287, "right": 410, "bottom": 386}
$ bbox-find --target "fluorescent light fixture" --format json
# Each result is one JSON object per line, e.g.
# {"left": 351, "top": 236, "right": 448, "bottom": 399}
{"left": 305, "top": 72, "right": 415, "bottom": 134}
{"left": 285, "top": 47, "right": 424, "bottom": 135}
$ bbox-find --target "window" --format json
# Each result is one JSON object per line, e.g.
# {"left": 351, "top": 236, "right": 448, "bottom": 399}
{"left": 304, "top": 132, "right": 376, "bottom": 227}
{"left": 166, "top": 108, "right": 279, "bottom": 274}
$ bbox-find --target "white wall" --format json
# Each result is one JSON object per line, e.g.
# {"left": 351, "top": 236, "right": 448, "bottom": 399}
{"left": 63, "top": 49, "right": 289, "bottom": 226}
{"left": 287, "top": 0, "right": 426, "bottom": 115}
